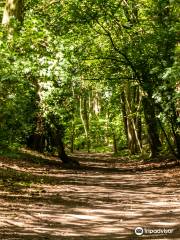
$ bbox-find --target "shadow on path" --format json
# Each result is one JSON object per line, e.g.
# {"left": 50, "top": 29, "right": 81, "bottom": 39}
{"left": 0, "top": 151, "right": 180, "bottom": 239}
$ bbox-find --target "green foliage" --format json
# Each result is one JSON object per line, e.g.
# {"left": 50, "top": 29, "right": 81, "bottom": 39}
{"left": 0, "top": 31, "right": 36, "bottom": 147}
{"left": 0, "top": 0, "right": 179, "bottom": 156}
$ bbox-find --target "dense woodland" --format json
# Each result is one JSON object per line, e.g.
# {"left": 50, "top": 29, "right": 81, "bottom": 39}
{"left": 0, "top": 0, "right": 179, "bottom": 163}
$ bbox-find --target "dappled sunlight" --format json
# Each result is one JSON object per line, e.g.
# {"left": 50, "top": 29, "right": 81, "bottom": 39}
{"left": 0, "top": 153, "right": 180, "bottom": 239}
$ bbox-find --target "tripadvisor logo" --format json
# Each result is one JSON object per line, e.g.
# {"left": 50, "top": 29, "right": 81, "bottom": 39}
{"left": 134, "top": 227, "right": 174, "bottom": 236}
{"left": 135, "top": 227, "right": 144, "bottom": 236}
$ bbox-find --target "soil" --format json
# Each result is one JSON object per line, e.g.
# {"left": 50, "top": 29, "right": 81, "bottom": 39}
{"left": 0, "top": 150, "right": 180, "bottom": 239}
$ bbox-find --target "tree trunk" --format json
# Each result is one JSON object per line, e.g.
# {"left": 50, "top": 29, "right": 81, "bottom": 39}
{"left": 112, "top": 132, "right": 117, "bottom": 154}
{"left": 2, "top": 0, "right": 24, "bottom": 25}
{"left": 158, "top": 119, "right": 178, "bottom": 157}
{"left": 120, "top": 91, "right": 128, "bottom": 147}
{"left": 27, "top": 134, "right": 45, "bottom": 153}
{"left": 26, "top": 113, "right": 45, "bottom": 152}
{"left": 57, "top": 135, "right": 80, "bottom": 167}
{"left": 170, "top": 119, "right": 180, "bottom": 158}
{"left": 142, "top": 96, "right": 161, "bottom": 157}
{"left": 70, "top": 121, "right": 75, "bottom": 153}
{"left": 56, "top": 133, "right": 69, "bottom": 163}
{"left": 170, "top": 102, "right": 180, "bottom": 158}
{"left": 80, "top": 96, "right": 90, "bottom": 152}
{"left": 122, "top": 84, "right": 142, "bottom": 154}
{"left": 127, "top": 116, "right": 137, "bottom": 154}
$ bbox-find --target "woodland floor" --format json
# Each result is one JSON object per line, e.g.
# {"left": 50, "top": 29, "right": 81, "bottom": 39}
{"left": 0, "top": 150, "right": 180, "bottom": 240}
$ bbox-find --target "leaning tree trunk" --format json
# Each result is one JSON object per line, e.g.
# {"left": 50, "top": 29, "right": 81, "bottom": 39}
{"left": 55, "top": 131, "right": 80, "bottom": 167}
{"left": 55, "top": 130, "right": 69, "bottom": 163}
{"left": 48, "top": 116, "right": 80, "bottom": 167}
{"left": 47, "top": 120, "right": 69, "bottom": 163}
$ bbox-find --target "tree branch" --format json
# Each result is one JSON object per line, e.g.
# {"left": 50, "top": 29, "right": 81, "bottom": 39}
{"left": 95, "top": 19, "right": 142, "bottom": 85}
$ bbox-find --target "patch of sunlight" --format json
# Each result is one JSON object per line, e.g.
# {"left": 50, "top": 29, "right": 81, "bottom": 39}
{"left": 145, "top": 201, "right": 180, "bottom": 206}
{"left": 33, "top": 227, "right": 57, "bottom": 233}
{"left": 5, "top": 220, "right": 28, "bottom": 227}
{"left": 151, "top": 222, "right": 178, "bottom": 226}
{"left": 123, "top": 211, "right": 143, "bottom": 217}
{"left": 96, "top": 226, "right": 123, "bottom": 233}
{"left": 0, "top": 221, "right": 7, "bottom": 227}
{"left": 66, "top": 214, "right": 98, "bottom": 220}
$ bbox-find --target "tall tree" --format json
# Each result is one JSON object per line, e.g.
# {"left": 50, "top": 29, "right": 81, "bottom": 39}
{"left": 53, "top": 0, "right": 178, "bottom": 157}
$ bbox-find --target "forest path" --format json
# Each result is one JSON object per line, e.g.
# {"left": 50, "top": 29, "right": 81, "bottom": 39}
{"left": 0, "top": 151, "right": 180, "bottom": 239}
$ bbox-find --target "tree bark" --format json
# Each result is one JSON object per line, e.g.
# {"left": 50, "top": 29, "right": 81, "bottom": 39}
{"left": 112, "top": 132, "right": 117, "bottom": 154}
{"left": 2, "top": 0, "right": 24, "bottom": 25}
{"left": 142, "top": 96, "right": 161, "bottom": 157}
{"left": 120, "top": 91, "right": 128, "bottom": 146}
{"left": 56, "top": 131, "right": 69, "bottom": 163}
{"left": 80, "top": 96, "right": 90, "bottom": 152}
{"left": 70, "top": 121, "right": 75, "bottom": 153}
{"left": 169, "top": 102, "right": 180, "bottom": 158}
{"left": 121, "top": 85, "right": 142, "bottom": 154}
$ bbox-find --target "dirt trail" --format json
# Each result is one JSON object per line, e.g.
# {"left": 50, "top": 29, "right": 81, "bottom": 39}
{"left": 0, "top": 152, "right": 180, "bottom": 239}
